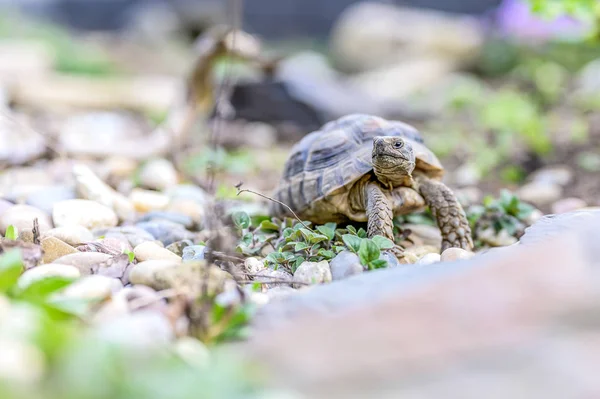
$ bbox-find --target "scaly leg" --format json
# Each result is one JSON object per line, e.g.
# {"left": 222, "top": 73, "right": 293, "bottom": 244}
{"left": 414, "top": 175, "right": 473, "bottom": 252}
{"left": 365, "top": 182, "right": 405, "bottom": 259}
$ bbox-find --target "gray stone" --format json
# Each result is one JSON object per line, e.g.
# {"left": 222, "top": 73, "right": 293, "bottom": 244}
{"left": 182, "top": 245, "right": 207, "bottom": 261}
{"left": 59, "top": 111, "right": 170, "bottom": 160}
{"left": 137, "top": 211, "right": 194, "bottom": 229}
{"left": 517, "top": 181, "right": 562, "bottom": 206}
{"left": 129, "top": 188, "right": 169, "bottom": 213}
{"left": 441, "top": 247, "right": 475, "bottom": 262}
{"left": 72, "top": 163, "right": 135, "bottom": 221}
{"left": 251, "top": 260, "right": 471, "bottom": 331}
{"left": 293, "top": 261, "right": 332, "bottom": 288}
{"left": 60, "top": 275, "right": 123, "bottom": 301}
{"left": 403, "top": 224, "right": 442, "bottom": 248}
{"left": 135, "top": 220, "right": 196, "bottom": 246}
{"left": 53, "top": 199, "right": 118, "bottom": 230}
{"left": 265, "top": 286, "right": 298, "bottom": 302}
{"left": 478, "top": 227, "right": 518, "bottom": 247}
{"left": 94, "top": 226, "right": 155, "bottom": 248}
{"left": 244, "top": 257, "right": 266, "bottom": 274}
{"left": 551, "top": 197, "right": 587, "bottom": 214}
{"left": 0, "top": 199, "right": 13, "bottom": 218}
{"left": 0, "top": 112, "right": 47, "bottom": 165}
{"left": 416, "top": 253, "right": 441, "bottom": 265}
{"left": 0, "top": 204, "right": 52, "bottom": 235}
{"left": 380, "top": 251, "right": 401, "bottom": 267}
{"left": 138, "top": 158, "right": 178, "bottom": 191}
{"left": 329, "top": 251, "right": 364, "bottom": 281}
{"left": 165, "top": 184, "right": 208, "bottom": 205}
{"left": 44, "top": 226, "right": 94, "bottom": 246}
{"left": 94, "top": 310, "right": 174, "bottom": 349}
{"left": 128, "top": 260, "right": 180, "bottom": 287}
{"left": 530, "top": 165, "right": 573, "bottom": 187}
{"left": 520, "top": 210, "right": 600, "bottom": 248}
{"left": 133, "top": 241, "right": 182, "bottom": 262}
{"left": 25, "top": 185, "right": 76, "bottom": 215}
{"left": 52, "top": 252, "right": 113, "bottom": 275}
{"left": 255, "top": 268, "right": 294, "bottom": 289}
{"left": 165, "top": 240, "right": 194, "bottom": 257}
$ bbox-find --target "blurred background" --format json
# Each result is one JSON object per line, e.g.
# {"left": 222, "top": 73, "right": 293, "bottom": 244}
{"left": 1, "top": 0, "right": 599, "bottom": 211}
{"left": 1, "top": 0, "right": 600, "bottom": 398}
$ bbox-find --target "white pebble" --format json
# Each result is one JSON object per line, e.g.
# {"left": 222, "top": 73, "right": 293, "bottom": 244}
{"left": 440, "top": 247, "right": 474, "bottom": 262}
{"left": 416, "top": 253, "right": 441, "bottom": 265}
{"left": 293, "top": 261, "right": 331, "bottom": 288}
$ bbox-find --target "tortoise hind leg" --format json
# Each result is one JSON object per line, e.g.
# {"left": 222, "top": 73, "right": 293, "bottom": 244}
{"left": 414, "top": 175, "right": 473, "bottom": 251}
{"left": 365, "top": 182, "right": 405, "bottom": 259}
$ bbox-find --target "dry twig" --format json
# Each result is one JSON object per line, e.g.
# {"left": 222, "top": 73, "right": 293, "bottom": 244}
{"left": 235, "top": 184, "right": 315, "bottom": 233}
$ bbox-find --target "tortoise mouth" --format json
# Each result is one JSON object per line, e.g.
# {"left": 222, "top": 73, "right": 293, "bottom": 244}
{"left": 373, "top": 152, "right": 410, "bottom": 162}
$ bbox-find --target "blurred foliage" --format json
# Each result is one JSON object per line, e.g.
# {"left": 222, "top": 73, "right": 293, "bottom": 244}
{"left": 467, "top": 190, "right": 535, "bottom": 248}
{"left": 0, "top": 14, "right": 121, "bottom": 76}
{"left": 185, "top": 148, "right": 259, "bottom": 176}
{"left": 0, "top": 248, "right": 274, "bottom": 399}
{"left": 428, "top": 28, "right": 600, "bottom": 182}
{"left": 527, "top": 0, "right": 600, "bottom": 39}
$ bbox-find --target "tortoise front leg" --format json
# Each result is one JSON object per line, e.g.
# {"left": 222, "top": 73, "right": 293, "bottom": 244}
{"left": 414, "top": 175, "right": 473, "bottom": 252}
{"left": 365, "top": 182, "right": 405, "bottom": 259}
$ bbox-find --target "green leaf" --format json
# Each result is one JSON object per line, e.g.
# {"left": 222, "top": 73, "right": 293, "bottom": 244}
{"left": 4, "top": 224, "right": 17, "bottom": 240}
{"left": 317, "top": 249, "right": 335, "bottom": 259}
{"left": 299, "top": 228, "right": 328, "bottom": 244}
{"left": 368, "top": 259, "right": 388, "bottom": 270}
{"left": 17, "top": 276, "right": 76, "bottom": 302}
{"left": 333, "top": 245, "right": 347, "bottom": 253}
{"left": 294, "top": 242, "right": 309, "bottom": 251}
{"left": 357, "top": 228, "right": 367, "bottom": 238}
{"left": 316, "top": 224, "right": 336, "bottom": 241}
{"left": 266, "top": 252, "right": 286, "bottom": 264}
{"left": 232, "top": 211, "right": 250, "bottom": 229}
{"left": 309, "top": 234, "right": 328, "bottom": 244}
{"left": 0, "top": 249, "right": 24, "bottom": 293}
{"left": 358, "top": 239, "right": 380, "bottom": 265}
{"left": 241, "top": 232, "right": 253, "bottom": 246}
{"left": 258, "top": 220, "right": 280, "bottom": 232}
{"left": 123, "top": 249, "right": 135, "bottom": 262}
{"left": 516, "top": 203, "right": 535, "bottom": 220}
{"left": 342, "top": 234, "right": 362, "bottom": 253}
{"left": 346, "top": 225, "right": 357, "bottom": 235}
{"left": 371, "top": 235, "right": 394, "bottom": 250}
{"left": 293, "top": 256, "right": 305, "bottom": 272}
{"left": 282, "top": 227, "right": 294, "bottom": 238}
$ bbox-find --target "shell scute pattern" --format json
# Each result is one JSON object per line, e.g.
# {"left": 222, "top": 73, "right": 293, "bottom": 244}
{"left": 272, "top": 114, "right": 440, "bottom": 217}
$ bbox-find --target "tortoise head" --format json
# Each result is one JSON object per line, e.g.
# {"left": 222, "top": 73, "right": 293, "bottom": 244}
{"left": 372, "top": 136, "right": 416, "bottom": 186}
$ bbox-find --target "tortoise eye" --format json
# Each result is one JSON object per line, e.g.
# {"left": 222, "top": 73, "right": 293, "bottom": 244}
{"left": 393, "top": 141, "right": 403, "bottom": 148}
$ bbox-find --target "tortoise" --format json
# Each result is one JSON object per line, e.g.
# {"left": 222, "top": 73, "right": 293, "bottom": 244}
{"left": 269, "top": 114, "right": 473, "bottom": 259}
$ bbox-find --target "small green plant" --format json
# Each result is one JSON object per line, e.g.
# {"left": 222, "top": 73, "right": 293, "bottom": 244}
{"left": 0, "top": 249, "right": 83, "bottom": 320}
{"left": 4, "top": 224, "right": 18, "bottom": 240}
{"left": 232, "top": 212, "right": 394, "bottom": 273}
{"left": 123, "top": 249, "right": 135, "bottom": 263}
{"left": 467, "top": 190, "right": 536, "bottom": 247}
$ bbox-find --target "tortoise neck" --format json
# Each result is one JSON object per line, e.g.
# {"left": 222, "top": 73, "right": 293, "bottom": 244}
{"left": 373, "top": 164, "right": 415, "bottom": 189}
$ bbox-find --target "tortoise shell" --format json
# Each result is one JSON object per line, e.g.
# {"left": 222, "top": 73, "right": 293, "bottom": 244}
{"left": 270, "top": 114, "right": 444, "bottom": 222}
